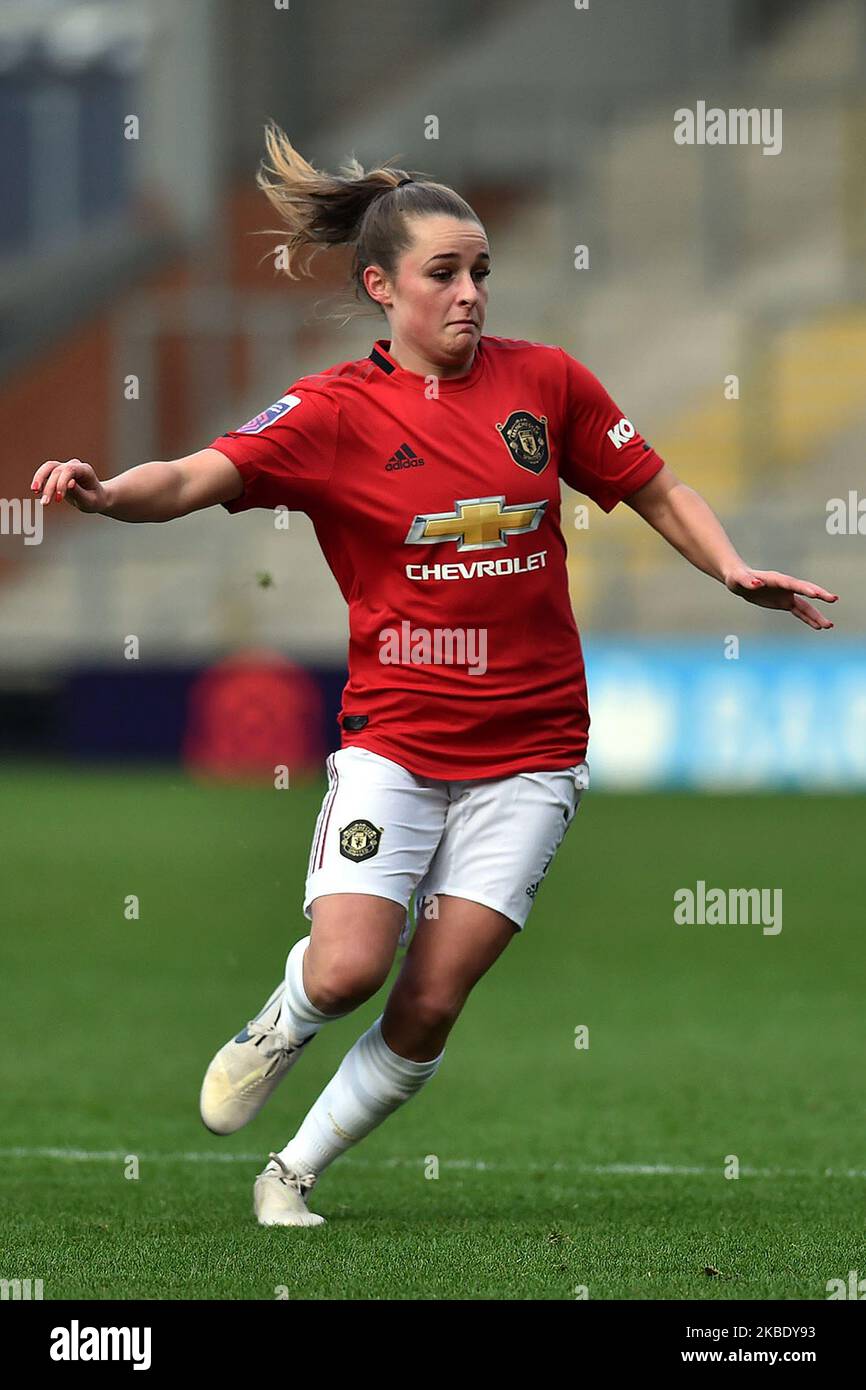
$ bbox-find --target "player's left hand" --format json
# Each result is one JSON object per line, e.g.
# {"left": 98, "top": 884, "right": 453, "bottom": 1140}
{"left": 724, "top": 565, "right": 838, "bottom": 630}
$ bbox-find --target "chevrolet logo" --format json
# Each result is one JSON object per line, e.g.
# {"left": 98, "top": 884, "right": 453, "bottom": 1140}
{"left": 405, "top": 495, "right": 548, "bottom": 552}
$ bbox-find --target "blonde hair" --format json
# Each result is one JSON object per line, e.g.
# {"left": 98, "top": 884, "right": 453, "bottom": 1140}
{"left": 255, "top": 122, "right": 482, "bottom": 312}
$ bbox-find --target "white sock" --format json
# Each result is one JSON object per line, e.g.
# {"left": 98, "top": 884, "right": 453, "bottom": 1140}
{"left": 276, "top": 1016, "right": 444, "bottom": 1177}
{"left": 277, "top": 935, "right": 345, "bottom": 1047}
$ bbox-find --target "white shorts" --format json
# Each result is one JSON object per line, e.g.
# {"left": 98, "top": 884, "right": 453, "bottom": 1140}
{"left": 303, "top": 746, "right": 589, "bottom": 941}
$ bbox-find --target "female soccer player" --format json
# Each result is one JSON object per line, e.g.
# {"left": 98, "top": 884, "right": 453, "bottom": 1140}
{"left": 31, "top": 127, "right": 838, "bottom": 1228}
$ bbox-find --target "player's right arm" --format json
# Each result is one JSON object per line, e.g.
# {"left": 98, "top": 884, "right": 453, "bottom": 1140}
{"left": 30, "top": 449, "right": 243, "bottom": 522}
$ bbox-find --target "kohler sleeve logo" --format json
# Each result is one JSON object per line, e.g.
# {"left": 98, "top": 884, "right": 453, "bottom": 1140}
{"left": 607, "top": 417, "right": 636, "bottom": 450}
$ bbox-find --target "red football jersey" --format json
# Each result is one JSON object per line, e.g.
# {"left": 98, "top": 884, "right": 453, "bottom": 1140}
{"left": 208, "top": 335, "right": 664, "bottom": 778}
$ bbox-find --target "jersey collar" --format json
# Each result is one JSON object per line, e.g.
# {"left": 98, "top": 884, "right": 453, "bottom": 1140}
{"left": 368, "top": 337, "right": 486, "bottom": 393}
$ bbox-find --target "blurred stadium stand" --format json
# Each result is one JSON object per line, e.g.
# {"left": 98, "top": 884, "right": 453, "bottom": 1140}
{"left": 1, "top": 0, "right": 864, "bottom": 780}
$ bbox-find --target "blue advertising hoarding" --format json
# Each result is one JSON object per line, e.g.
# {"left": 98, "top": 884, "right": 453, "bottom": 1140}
{"left": 581, "top": 638, "right": 866, "bottom": 789}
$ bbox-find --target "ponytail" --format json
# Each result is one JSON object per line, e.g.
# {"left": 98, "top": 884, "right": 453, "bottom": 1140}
{"left": 255, "top": 122, "right": 481, "bottom": 311}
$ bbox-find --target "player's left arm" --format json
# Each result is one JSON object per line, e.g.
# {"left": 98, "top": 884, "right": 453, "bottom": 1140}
{"left": 624, "top": 463, "right": 839, "bottom": 631}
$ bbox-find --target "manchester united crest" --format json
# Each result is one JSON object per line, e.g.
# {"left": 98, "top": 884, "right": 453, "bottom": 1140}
{"left": 495, "top": 410, "right": 550, "bottom": 475}
{"left": 339, "top": 819, "right": 382, "bottom": 862}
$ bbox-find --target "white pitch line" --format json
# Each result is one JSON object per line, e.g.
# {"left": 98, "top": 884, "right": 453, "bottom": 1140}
{"left": 0, "top": 1148, "right": 864, "bottom": 1179}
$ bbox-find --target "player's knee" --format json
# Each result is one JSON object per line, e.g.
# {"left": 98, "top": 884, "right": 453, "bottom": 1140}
{"left": 391, "top": 985, "right": 462, "bottom": 1035}
{"left": 306, "top": 958, "right": 390, "bottom": 1015}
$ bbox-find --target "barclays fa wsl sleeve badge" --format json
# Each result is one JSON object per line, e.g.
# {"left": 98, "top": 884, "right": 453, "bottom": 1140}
{"left": 339, "top": 819, "right": 383, "bottom": 862}
{"left": 495, "top": 410, "right": 550, "bottom": 475}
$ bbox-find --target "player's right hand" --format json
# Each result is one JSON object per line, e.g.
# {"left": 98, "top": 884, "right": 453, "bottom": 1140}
{"left": 31, "top": 458, "right": 108, "bottom": 513}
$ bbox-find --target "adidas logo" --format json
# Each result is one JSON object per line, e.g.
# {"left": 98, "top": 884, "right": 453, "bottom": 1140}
{"left": 385, "top": 443, "right": 426, "bottom": 471}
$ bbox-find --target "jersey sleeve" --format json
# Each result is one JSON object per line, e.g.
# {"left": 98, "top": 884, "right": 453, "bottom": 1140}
{"left": 556, "top": 348, "right": 665, "bottom": 512}
{"left": 208, "top": 388, "right": 339, "bottom": 515}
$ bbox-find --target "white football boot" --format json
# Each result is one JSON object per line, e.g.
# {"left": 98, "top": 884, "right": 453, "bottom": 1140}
{"left": 254, "top": 1152, "right": 325, "bottom": 1228}
{"left": 199, "top": 982, "right": 313, "bottom": 1135}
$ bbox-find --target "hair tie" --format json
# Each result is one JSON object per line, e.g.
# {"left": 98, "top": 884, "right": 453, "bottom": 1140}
{"left": 396, "top": 177, "right": 414, "bottom": 187}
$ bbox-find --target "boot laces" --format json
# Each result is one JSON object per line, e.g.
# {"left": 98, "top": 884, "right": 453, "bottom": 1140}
{"left": 266, "top": 1151, "right": 317, "bottom": 1194}
{"left": 245, "top": 1017, "right": 301, "bottom": 1063}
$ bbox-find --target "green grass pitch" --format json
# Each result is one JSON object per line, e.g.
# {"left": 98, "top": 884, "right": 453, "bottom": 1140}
{"left": 1, "top": 764, "right": 863, "bottom": 1300}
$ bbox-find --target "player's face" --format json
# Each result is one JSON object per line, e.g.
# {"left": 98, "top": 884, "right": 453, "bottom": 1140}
{"left": 374, "top": 214, "right": 490, "bottom": 369}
